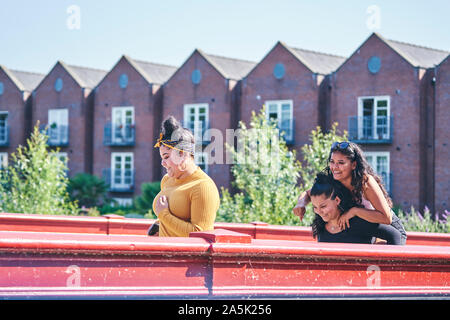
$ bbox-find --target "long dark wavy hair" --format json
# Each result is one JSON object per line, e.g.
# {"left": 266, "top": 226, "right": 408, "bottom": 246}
{"left": 325, "top": 142, "right": 393, "bottom": 208}
{"left": 310, "top": 172, "right": 360, "bottom": 239}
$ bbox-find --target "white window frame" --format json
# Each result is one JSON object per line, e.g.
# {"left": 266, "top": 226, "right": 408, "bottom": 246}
{"left": 111, "top": 152, "right": 134, "bottom": 190}
{"left": 365, "top": 151, "right": 390, "bottom": 193}
{"left": 112, "top": 106, "right": 135, "bottom": 144}
{"left": 357, "top": 96, "right": 391, "bottom": 140}
{"left": 265, "top": 99, "right": 294, "bottom": 141}
{"left": 48, "top": 108, "right": 69, "bottom": 144}
{"left": 0, "top": 111, "right": 8, "bottom": 145}
{"left": 183, "top": 103, "right": 209, "bottom": 142}
{"left": 195, "top": 151, "right": 208, "bottom": 174}
{"left": 0, "top": 152, "right": 8, "bottom": 169}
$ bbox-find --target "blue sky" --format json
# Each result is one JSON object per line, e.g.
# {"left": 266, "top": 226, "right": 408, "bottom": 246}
{"left": 0, "top": 0, "right": 449, "bottom": 74}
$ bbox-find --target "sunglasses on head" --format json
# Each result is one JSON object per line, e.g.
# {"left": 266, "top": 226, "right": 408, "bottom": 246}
{"left": 331, "top": 141, "right": 350, "bottom": 151}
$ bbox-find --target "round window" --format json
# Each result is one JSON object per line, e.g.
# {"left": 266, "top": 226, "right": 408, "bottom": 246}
{"left": 273, "top": 63, "right": 286, "bottom": 79}
{"left": 368, "top": 56, "right": 381, "bottom": 74}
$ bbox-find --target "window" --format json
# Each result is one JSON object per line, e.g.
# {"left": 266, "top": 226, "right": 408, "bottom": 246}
{"left": 112, "top": 106, "right": 134, "bottom": 144}
{"left": 195, "top": 152, "right": 208, "bottom": 174}
{"left": 183, "top": 104, "right": 209, "bottom": 143}
{"left": 48, "top": 108, "right": 69, "bottom": 145}
{"left": 111, "top": 152, "right": 134, "bottom": 190}
{"left": 0, "top": 152, "right": 7, "bottom": 169}
{"left": 0, "top": 112, "right": 8, "bottom": 145}
{"left": 265, "top": 100, "right": 294, "bottom": 143}
{"left": 365, "top": 152, "right": 391, "bottom": 193}
{"left": 357, "top": 96, "right": 390, "bottom": 140}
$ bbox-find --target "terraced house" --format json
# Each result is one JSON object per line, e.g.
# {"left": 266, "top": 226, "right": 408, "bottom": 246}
{"left": 92, "top": 55, "right": 177, "bottom": 205}
{"left": 2, "top": 32, "right": 448, "bottom": 213}
{"left": 0, "top": 66, "right": 44, "bottom": 168}
{"left": 329, "top": 32, "right": 449, "bottom": 212}
{"left": 32, "top": 61, "right": 107, "bottom": 176}
{"left": 162, "top": 49, "right": 256, "bottom": 190}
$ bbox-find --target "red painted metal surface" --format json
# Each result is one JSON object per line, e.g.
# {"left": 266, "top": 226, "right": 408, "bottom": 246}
{"left": 1, "top": 212, "right": 449, "bottom": 246}
{"left": 0, "top": 227, "right": 449, "bottom": 299}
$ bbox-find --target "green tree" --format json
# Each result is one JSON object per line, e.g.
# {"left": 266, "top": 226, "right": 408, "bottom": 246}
{"left": 217, "top": 107, "right": 302, "bottom": 225}
{"left": 134, "top": 181, "right": 161, "bottom": 217}
{"left": 68, "top": 173, "right": 109, "bottom": 208}
{"left": 0, "top": 124, "right": 78, "bottom": 215}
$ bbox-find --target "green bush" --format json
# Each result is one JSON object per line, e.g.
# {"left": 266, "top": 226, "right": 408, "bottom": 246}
{"left": 0, "top": 123, "right": 78, "bottom": 215}
{"left": 217, "top": 107, "right": 302, "bottom": 225}
{"left": 134, "top": 181, "right": 161, "bottom": 217}
{"left": 68, "top": 173, "right": 109, "bottom": 208}
{"left": 395, "top": 206, "right": 449, "bottom": 233}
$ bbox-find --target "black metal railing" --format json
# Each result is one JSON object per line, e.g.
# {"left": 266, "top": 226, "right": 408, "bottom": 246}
{"left": 103, "top": 122, "right": 135, "bottom": 146}
{"left": 102, "top": 168, "right": 135, "bottom": 193}
{"left": 41, "top": 124, "right": 69, "bottom": 147}
{"left": 0, "top": 125, "right": 9, "bottom": 147}
{"left": 182, "top": 120, "right": 211, "bottom": 145}
{"left": 348, "top": 115, "right": 393, "bottom": 144}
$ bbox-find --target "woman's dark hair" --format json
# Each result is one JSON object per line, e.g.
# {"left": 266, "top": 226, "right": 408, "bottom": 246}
{"left": 326, "top": 142, "right": 393, "bottom": 208}
{"left": 310, "top": 172, "right": 359, "bottom": 239}
{"left": 160, "top": 116, "right": 195, "bottom": 156}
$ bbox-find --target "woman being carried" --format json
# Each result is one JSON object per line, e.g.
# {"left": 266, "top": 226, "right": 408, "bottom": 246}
{"left": 310, "top": 172, "right": 402, "bottom": 244}
{"left": 293, "top": 141, "right": 407, "bottom": 244}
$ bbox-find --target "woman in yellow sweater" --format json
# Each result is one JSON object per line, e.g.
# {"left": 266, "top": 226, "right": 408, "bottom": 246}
{"left": 151, "top": 116, "right": 220, "bottom": 237}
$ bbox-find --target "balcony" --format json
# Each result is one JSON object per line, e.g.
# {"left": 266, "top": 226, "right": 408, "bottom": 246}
{"left": 103, "top": 122, "right": 135, "bottom": 147}
{"left": 41, "top": 124, "right": 69, "bottom": 147}
{"left": 182, "top": 120, "right": 210, "bottom": 145}
{"left": 0, "top": 125, "right": 9, "bottom": 147}
{"left": 102, "top": 168, "right": 135, "bottom": 193}
{"left": 278, "top": 119, "right": 295, "bottom": 145}
{"left": 348, "top": 115, "right": 393, "bottom": 144}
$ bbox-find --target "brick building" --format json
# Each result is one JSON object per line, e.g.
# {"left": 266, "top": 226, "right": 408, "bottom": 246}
{"left": 92, "top": 55, "right": 177, "bottom": 205}
{"left": 434, "top": 55, "right": 450, "bottom": 213}
{"left": 241, "top": 41, "right": 346, "bottom": 157}
{"left": 0, "top": 66, "right": 44, "bottom": 168}
{"left": 329, "top": 33, "right": 448, "bottom": 211}
{"left": 33, "top": 61, "right": 107, "bottom": 176}
{"left": 2, "top": 32, "right": 448, "bottom": 213}
{"left": 162, "top": 49, "right": 256, "bottom": 190}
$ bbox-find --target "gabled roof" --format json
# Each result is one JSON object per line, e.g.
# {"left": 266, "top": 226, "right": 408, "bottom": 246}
{"left": 0, "top": 65, "right": 45, "bottom": 92}
{"left": 124, "top": 55, "right": 178, "bottom": 85}
{"left": 197, "top": 50, "right": 257, "bottom": 80}
{"left": 59, "top": 61, "right": 108, "bottom": 89}
{"left": 284, "top": 43, "right": 347, "bottom": 74}
{"left": 381, "top": 35, "right": 449, "bottom": 68}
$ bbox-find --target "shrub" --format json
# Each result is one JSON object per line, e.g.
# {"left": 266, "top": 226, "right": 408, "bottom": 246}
{"left": 217, "top": 107, "right": 302, "bottom": 225}
{"left": 0, "top": 123, "right": 78, "bottom": 215}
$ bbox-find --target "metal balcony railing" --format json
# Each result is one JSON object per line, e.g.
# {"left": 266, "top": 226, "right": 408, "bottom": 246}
{"left": 103, "top": 122, "right": 135, "bottom": 147}
{"left": 348, "top": 115, "right": 393, "bottom": 144}
{"left": 102, "top": 168, "right": 135, "bottom": 193}
{"left": 182, "top": 120, "right": 211, "bottom": 145}
{"left": 0, "top": 125, "right": 9, "bottom": 147}
{"left": 278, "top": 118, "right": 295, "bottom": 145}
{"left": 41, "top": 124, "right": 69, "bottom": 147}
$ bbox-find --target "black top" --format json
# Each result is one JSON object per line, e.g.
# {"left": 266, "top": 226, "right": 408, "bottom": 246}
{"left": 317, "top": 216, "right": 403, "bottom": 245}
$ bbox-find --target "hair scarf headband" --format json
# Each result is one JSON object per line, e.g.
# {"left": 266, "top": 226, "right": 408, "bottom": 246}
{"left": 154, "top": 133, "right": 195, "bottom": 155}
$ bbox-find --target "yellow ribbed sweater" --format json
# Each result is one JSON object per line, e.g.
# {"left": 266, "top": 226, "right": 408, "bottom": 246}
{"left": 152, "top": 167, "right": 220, "bottom": 237}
